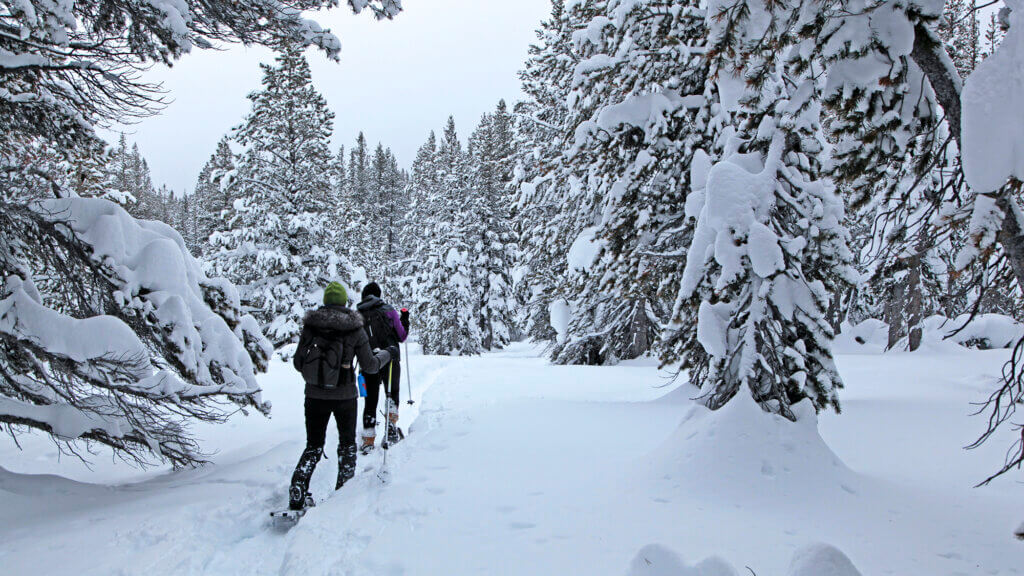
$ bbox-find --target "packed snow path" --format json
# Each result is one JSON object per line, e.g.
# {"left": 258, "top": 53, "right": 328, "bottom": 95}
{"left": 1, "top": 343, "right": 1021, "bottom": 575}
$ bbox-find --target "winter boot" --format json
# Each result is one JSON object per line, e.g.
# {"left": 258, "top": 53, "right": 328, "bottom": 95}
{"left": 337, "top": 443, "right": 357, "bottom": 489}
{"left": 360, "top": 434, "right": 376, "bottom": 456}
{"left": 289, "top": 447, "right": 323, "bottom": 510}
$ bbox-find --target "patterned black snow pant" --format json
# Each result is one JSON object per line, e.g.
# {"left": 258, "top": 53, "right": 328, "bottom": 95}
{"left": 289, "top": 397, "right": 358, "bottom": 508}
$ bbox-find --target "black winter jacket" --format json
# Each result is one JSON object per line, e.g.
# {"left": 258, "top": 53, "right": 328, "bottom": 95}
{"left": 293, "top": 305, "right": 391, "bottom": 401}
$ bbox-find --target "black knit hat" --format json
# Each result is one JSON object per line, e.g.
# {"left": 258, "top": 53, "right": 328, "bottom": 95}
{"left": 362, "top": 281, "right": 382, "bottom": 299}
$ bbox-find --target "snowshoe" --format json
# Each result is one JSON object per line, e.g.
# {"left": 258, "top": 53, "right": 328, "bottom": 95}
{"left": 271, "top": 494, "right": 314, "bottom": 529}
{"left": 386, "top": 423, "right": 404, "bottom": 446}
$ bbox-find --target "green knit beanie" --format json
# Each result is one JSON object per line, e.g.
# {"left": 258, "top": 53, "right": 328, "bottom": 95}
{"left": 323, "top": 282, "right": 348, "bottom": 306}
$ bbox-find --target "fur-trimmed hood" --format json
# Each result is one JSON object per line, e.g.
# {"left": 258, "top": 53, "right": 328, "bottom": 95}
{"left": 303, "top": 305, "right": 364, "bottom": 333}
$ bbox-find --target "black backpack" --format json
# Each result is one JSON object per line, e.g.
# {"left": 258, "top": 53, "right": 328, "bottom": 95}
{"left": 295, "top": 329, "right": 354, "bottom": 390}
{"left": 362, "top": 305, "right": 397, "bottom": 350}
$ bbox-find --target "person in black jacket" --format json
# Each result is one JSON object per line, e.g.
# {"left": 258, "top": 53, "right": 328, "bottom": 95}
{"left": 356, "top": 282, "right": 409, "bottom": 453}
{"left": 288, "top": 282, "right": 398, "bottom": 511}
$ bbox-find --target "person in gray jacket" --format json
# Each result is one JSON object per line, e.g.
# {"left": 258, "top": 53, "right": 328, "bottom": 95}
{"left": 288, "top": 282, "right": 398, "bottom": 511}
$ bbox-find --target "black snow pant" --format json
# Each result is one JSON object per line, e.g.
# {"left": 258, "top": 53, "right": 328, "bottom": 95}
{"left": 289, "top": 397, "right": 358, "bottom": 508}
{"left": 362, "top": 360, "right": 400, "bottom": 437}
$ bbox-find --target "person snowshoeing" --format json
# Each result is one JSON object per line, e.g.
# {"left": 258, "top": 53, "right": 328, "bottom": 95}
{"left": 288, "top": 282, "right": 399, "bottom": 511}
{"left": 357, "top": 282, "right": 409, "bottom": 453}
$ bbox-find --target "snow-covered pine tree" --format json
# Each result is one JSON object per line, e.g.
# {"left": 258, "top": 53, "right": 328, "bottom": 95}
{"left": 546, "top": 0, "right": 716, "bottom": 366}
{"left": 179, "top": 192, "right": 201, "bottom": 255}
{"left": 418, "top": 117, "right": 484, "bottom": 355}
{"left": 365, "top": 143, "right": 407, "bottom": 278}
{"left": 204, "top": 46, "right": 353, "bottom": 346}
{"left": 194, "top": 137, "right": 239, "bottom": 255}
{"left": 403, "top": 131, "right": 441, "bottom": 302}
{"left": 126, "top": 143, "right": 159, "bottom": 220}
{"left": 467, "top": 101, "right": 519, "bottom": 349}
{"left": 69, "top": 141, "right": 118, "bottom": 203}
{"left": 332, "top": 144, "right": 348, "bottom": 198}
{"left": 939, "top": 0, "right": 981, "bottom": 77}
{"left": 516, "top": 0, "right": 614, "bottom": 361}
{"left": 514, "top": 0, "right": 577, "bottom": 344}
{"left": 102, "top": 135, "right": 142, "bottom": 209}
{"left": 344, "top": 132, "right": 375, "bottom": 275}
{"left": 670, "top": 0, "right": 856, "bottom": 419}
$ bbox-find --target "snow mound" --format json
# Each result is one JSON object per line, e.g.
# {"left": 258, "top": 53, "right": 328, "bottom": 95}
{"left": 921, "top": 314, "right": 1024, "bottom": 350}
{"left": 627, "top": 544, "right": 737, "bottom": 576}
{"left": 647, "top": 395, "right": 857, "bottom": 507}
{"left": 833, "top": 319, "right": 888, "bottom": 354}
{"left": 835, "top": 314, "right": 1024, "bottom": 354}
{"left": 788, "top": 544, "right": 862, "bottom": 576}
{"left": 627, "top": 543, "right": 863, "bottom": 576}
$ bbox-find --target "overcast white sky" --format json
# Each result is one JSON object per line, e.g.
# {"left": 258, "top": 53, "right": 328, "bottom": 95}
{"left": 110, "top": 0, "right": 553, "bottom": 193}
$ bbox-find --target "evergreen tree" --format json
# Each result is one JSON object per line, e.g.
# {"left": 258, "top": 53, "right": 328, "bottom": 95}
{"left": 418, "top": 117, "right": 483, "bottom": 355}
{"left": 467, "top": 101, "right": 519, "bottom": 349}
{"left": 514, "top": 0, "right": 590, "bottom": 346}
{"left": 939, "top": 0, "right": 982, "bottom": 77}
{"left": 103, "top": 135, "right": 140, "bottom": 208}
{"left": 127, "top": 144, "right": 158, "bottom": 220}
{"left": 545, "top": 0, "right": 711, "bottom": 366}
{"left": 204, "top": 46, "right": 352, "bottom": 346}
{"left": 404, "top": 130, "right": 441, "bottom": 298}
{"left": 671, "top": 0, "right": 855, "bottom": 419}
{"left": 332, "top": 144, "right": 348, "bottom": 198}
{"left": 194, "top": 137, "right": 240, "bottom": 254}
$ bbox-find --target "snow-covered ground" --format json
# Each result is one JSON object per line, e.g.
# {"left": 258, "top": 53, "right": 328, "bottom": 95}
{"left": 0, "top": 342, "right": 1020, "bottom": 575}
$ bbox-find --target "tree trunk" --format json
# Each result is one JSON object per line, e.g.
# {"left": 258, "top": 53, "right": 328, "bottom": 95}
{"left": 827, "top": 288, "right": 844, "bottom": 335}
{"left": 911, "top": 26, "right": 1024, "bottom": 307}
{"left": 996, "top": 185, "right": 1024, "bottom": 293}
{"left": 906, "top": 229, "right": 930, "bottom": 352}
{"left": 886, "top": 281, "right": 906, "bottom": 350}
{"left": 906, "top": 265, "right": 923, "bottom": 351}
{"left": 625, "top": 299, "right": 652, "bottom": 360}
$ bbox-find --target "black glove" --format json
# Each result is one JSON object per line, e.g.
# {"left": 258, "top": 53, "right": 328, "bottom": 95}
{"left": 386, "top": 345, "right": 400, "bottom": 360}
{"left": 400, "top": 308, "right": 410, "bottom": 331}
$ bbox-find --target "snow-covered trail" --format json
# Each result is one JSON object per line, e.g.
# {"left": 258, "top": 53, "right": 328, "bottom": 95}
{"left": 0, "top": 343, "right": 1021, "bottom": 575}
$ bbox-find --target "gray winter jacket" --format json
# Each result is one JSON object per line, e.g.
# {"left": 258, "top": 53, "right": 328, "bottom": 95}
{"left": 293, "top": 304, "right": 391, "bottom": 401}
